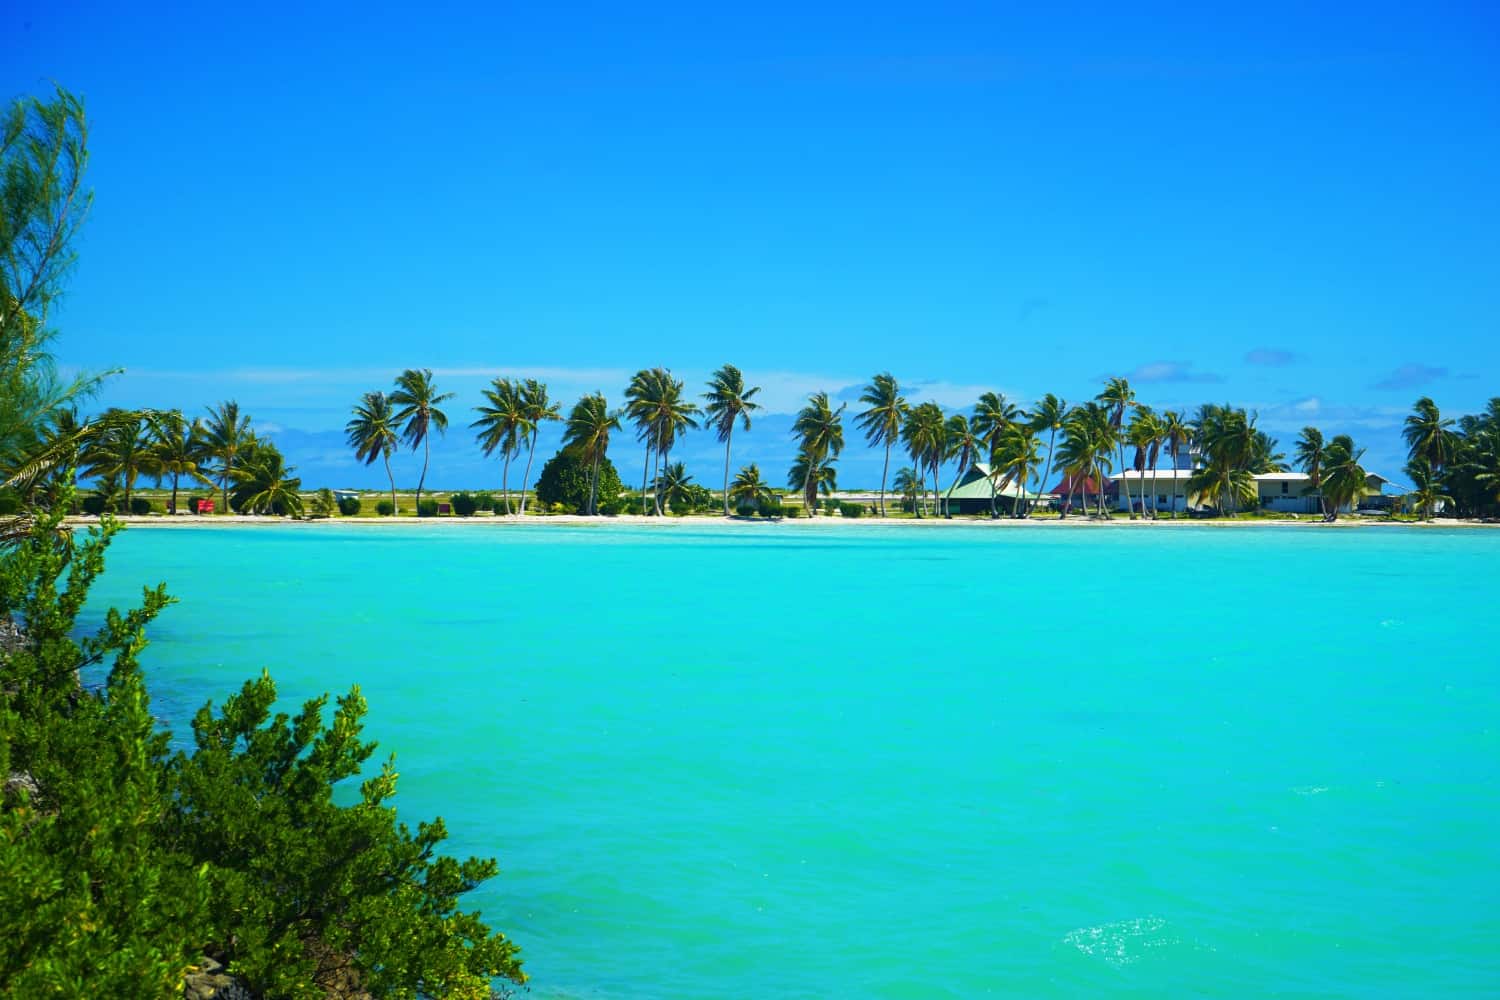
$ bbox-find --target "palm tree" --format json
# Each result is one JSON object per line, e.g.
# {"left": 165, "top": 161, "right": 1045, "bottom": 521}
{"left": 703, "top": 364, "right": 762, "bottom": 516}
{"left": 1097, "top": 377, "right": 1137, "bottom": 517}
{"left": 1159, "top": 409, "right": 1190, "bottom": 517}
{"left": 81, "top": 408, "right": 159, "bottom": 513}
{"left": 347, "top": 390, "right": 401, "bottom": 515}
{"left": 471, "top": 377, "right": 527, "bottom": 514}
{"left": 1027, "top": 394, "right": 1066, "bottom": 519}
{"left": 973, "top": 391, "right": 1020, "bottom": 517}
{"left": 1294, "top": 426, "right": 1327, "bottom": 519}
{"left": 563, "top": 392, "right": 621, "bottom": 515}
{"left": 624, "top": 368, "right": 663, "bottom": 514}
{"left": 390, "top": 369, "right": 455, "bottom": 514}
{"left": 892, "top": 466, "right": 924, "bottom": 514}
{"left": 792, "top": 392, "right": 845, "bottom": 515}
{"left": 516, "top": 378, "right": 561, "bottom": 516}
{"left": 1403, "top": 397, "right": 1456, "bottom": 518}
{"left": 149, "top": 409, "right": 210, "bottom": 514}
{"left": 942, "top": 414, "right": 977, "bottom": 517}
{"left": 854, "top": 373, "right": 906, "bottom": 517}
{"left": 787, "top": 446, "right": 837, "bottom": 513}
{"left": 1058, "top": 403, "right": 1114, "bottom": 517}
{"left": 1126, "top": 405, "right": 1161, "bottom": 518}
{"left": 655, "top": 461, "right": 694, "bottom": 514}
{"left": 1320, "top": 434, "right": 1370, "bottom": 521}
{"left": 202, "top": 399, "right": 252, "bottom": 515}
{"left": 729, "top": 463, "right": 772, "bottom": 514}
{"left": 231, "top": 438, "right": 303, "bottom": 516}
{"left": 1404, "top": 458, "right": 1451, "bottom": 521}
{"left": 992, "top": 424, "right": 1043, "bottom": 517}
{"left": 648, "top": 373, "right": 699, "bottom": 516}
{"left": 901, "top": 402, "right": 947, "bottom": 517}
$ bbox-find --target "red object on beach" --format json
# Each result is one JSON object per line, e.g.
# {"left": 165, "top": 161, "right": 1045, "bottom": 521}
{"left": 195, "top": 499, "right": 214, "bottom": 514}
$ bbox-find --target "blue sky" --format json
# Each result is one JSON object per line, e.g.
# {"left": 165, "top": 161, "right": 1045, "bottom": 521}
{"left": 9, "top": 2, "right": 1499, "bottom": 489}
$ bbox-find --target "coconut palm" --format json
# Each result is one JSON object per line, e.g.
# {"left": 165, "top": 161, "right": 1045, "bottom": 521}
{"left": 787, "top": 446, "right": 837, "bottom": 513}
{"left": 390, "top": 368, "right": 455, "bottom": 514}
{"left": 149, "top": 409, "right": 210, "bottom": 514}
{"left": 563, "top": 392, "right": 621, "bottom": 515}
{"left": 1320, "top": 434, "right": 1370, "bottom": 520}
{"left": 345, "top": 391, "right": 400, "bottom": 515}
{"left": 1294, "top": 426, "right": 1328, "bottom": 519}
{"left": 655, "top": 461, "right": 695, "bottom": 514}
{"left": 81, "top": 408, "right": 159, "bottom": 513}
{"left": 993, "top": 424, "right": 1043, "bottom": 518}
{"left": 648, "top": 373, "right": 699, "bottom": 515}
{"left": 202, "top": 399, "right": 252, "bottom": 515}
{"left": 230, "top": 438, "right": 303, "bottom": 516}
{"left": 854, "top": 373, "right": 906, "bottom": 516}
{"left": 1027, "top": 394, "right": 1067, "bottom": 519}
{"left": 791, "top": 392, "right": 845, "bottom": 515}
{"left": 1097, "top": 377, "right": 1137, "bottom": 517}
{"left": 471, "top": 377, "right": 527, "bottom": 514}
{"left": 1403, "top": 398, "right": 1456, "bottom": 518}
{"left": 972, "top": 393, "right": 1018, "bottom": 518}
{"left": 942, "top": 414, "right": 978, "bottom": 517}
{"left": 892, "top": 466, "right": 924, "bottom": 514}
{"left": 1159, "top": 409, "right": 1190, "bottom": 517}
{"left": 729, "top": 463, "right": 772, "bottom": 514}
{"left": 703, "top": 364, "right": 761, "bottom": 516}
{"left": 515, "top": 378, "right": 561, "bottom": 516}
{"left": 1058, "top": 404, "right": 1114, "bottom": 517}
{"left": 1126, "top": 405, "right": 1162, "bottom": 518}
{"left": 1404, "top": 458, "right": 1451, "bottom": 521}
{"left": 624, "top": 368, "right": 663, "bottom": 514}
{"left": 901, "top": 402, "right": 947, "bottom": 517}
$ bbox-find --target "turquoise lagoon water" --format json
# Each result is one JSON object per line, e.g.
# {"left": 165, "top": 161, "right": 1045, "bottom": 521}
{"left": 90, "top": 522, "right": 1499, "bottom": 998}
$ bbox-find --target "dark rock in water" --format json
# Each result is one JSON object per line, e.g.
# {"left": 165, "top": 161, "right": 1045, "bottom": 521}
{"left": 183, "top": 957, "right": 256, "bottom": 1000}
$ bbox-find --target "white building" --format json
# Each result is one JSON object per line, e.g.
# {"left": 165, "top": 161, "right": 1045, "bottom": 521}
{"left": 1109, "top": 470, "right": 1392, "bottom": 514}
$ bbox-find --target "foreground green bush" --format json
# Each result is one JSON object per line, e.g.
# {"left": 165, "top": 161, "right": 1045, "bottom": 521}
{"left": 0, "top": 504, "right": 525, "bottom": 996}
{"left": 375, "top": 499, "right": 395, "bottom": 517}
{"left": 535, "top": 448, "right": 623, "bottom": 514}
{"left": 417, "top": 499, "right": 440, "bottom": 518}
{"left": 337, "top": 495, "right": 361, "bottom": 516}
{"left": 450, "top": 492, "right": 478, "bottom": 517}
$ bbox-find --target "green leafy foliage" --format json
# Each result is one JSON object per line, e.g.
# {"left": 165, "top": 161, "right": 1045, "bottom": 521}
{"left": 375, "top": 499, "right": 395, "bottom": 517}
{"left": 337, "top": 495, "right": 361, "bottom": 516}
{"left": 535, "top": 447, "right": 623, "bottom": 512}
{"left": 416, "top": 499, "right": 439, "bottom": 518}
{"left": 1, "top": 500, "right": 526, "bottom": 997}
{"left": 449, "top": 492, "right": 478, "bottom": 517}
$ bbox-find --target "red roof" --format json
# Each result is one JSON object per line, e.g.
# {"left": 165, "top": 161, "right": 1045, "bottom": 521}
{"left": 1049, "top": 473, "right": 1117, "bottom": 496}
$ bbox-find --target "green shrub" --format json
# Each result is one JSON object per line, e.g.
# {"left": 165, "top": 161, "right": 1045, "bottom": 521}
{"left": 80, "top": 492, "right": 109, "bottom": 516}
{"left": 337, "top": 496, "right": 361, "bottom": 516}
{"left": 129, "top": 497, "right": 152, "bottom": 516}
{"left": 839, "top": 501, "right": 864, "bottom": 518}
{"left": 375, "top": 499, "right": 395, "bottom": 517}
{"left": 781, "top": 504, "right": 799, "bottom": 519}
{"left": 473, "top": 491, "right": 495, "bottom": 512}
{"left": 535, "top": 447, "right": 624, "bottom": 514}
{"left": 493, "top": 498, "right": 512, "bottom": 515}
{"left": 0, "top": 492, "right": 18, "bottom": 516}
{"left": 449, "top": 492, "right": 478, "bottom": 517}
{"left": 417, "top": 499, "right": 439, "bottom": 518}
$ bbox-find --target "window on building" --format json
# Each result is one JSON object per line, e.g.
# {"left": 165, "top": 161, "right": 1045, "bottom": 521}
{"left": 1281, "top": 481, "right": 1289, "bottom": 494}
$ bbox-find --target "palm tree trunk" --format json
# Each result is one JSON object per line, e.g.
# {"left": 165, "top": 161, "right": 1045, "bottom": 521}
{"left": 501, "top": 451, "right": 512, "bottom": 515}
{"left": 170, "top": 473, "right": 179, "bottom": 515}
{"left": 384, "top": 451, "right": 397, "bottom": 515}
{"left": 1039, "top": 429, "right": 1056, "bottom": 519}
{"left": 1118, "top": 445, "right": 1134, "bottom": 518}
{"left": 654, "top": 445, "right": 666, "bottom": 516}
{"left": 933, "top": 460, "right": 943, "bottom": 518}
{"left": 1169, "top": 450, "right": 1179, "bottom": 518}
{"left": 722, "top": 428, "right": 733, "bottom": 517}
{"left": 416, "top": 433, "right": 430, "bottom": 512}
{"left": 879, "top": 440, "right": 891, "bottom": 517}
{"left": 520, "top": 432, "right": 538, "bottom": 516}
{"left": 589, "top": 448, "right": 601, "bottom": 515}
{"left": 640, "top": 445, "right": 652, "bottom": 515}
